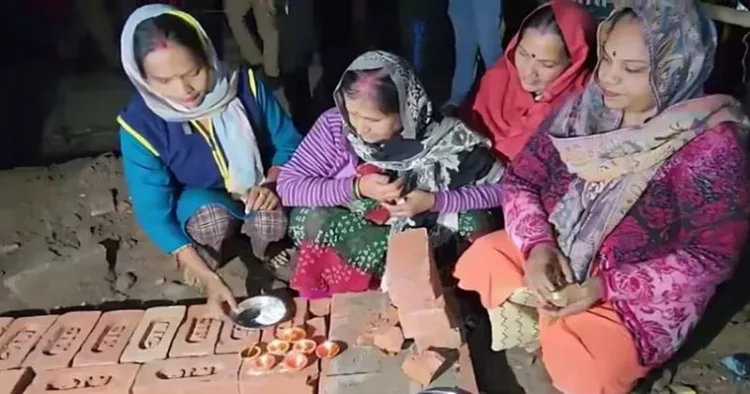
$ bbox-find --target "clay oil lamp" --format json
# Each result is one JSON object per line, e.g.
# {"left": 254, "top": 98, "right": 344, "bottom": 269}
{"left": 278, "top": 326, "right": 307, "bottom": 342}
{"left": 266, "top": 339, "right": 291, "bottom": 356}
{"left": 240, "top": 343, "right": 262, "bottom": 360}
{"left": 292, "top": 339, "right": 317, "bottom": 355}
{"left": 250, "top": 353, "right": 278, "bottom": 373}
{"left": 282, "top": 352, "right": 310, "bottom": 372}
{"left": 315, "top": 340, "right": 341, "bottom": 359}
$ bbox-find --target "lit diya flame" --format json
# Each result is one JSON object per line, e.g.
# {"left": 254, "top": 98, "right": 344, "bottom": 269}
{"left": 315, "top": 341, "right": 341, "bottom": 359}
{"left": 266, "top": 339, "right": 291, "bottom": 355}
{"left": 282, "top": 352, "right": 310, "bottom": 372}
{"left": 292, "top": 339, "right": 317, "bottom": 355}
{"left": 278, "top": 326, "right": 307, "bottom": 342}
{"left": 240, "top": 343, "right": 262, "bottom": 360}
{"left": 251, "top": 354, "right": 278, "bottom": 372}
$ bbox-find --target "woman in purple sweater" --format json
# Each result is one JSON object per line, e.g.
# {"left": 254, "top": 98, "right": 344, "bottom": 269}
{"left": 277, "top": 51, "right": 505, "bottom": 298}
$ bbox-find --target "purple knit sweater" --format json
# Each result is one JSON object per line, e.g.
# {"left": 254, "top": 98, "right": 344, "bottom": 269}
{"left": 277, "top": 109, "right": 503, "bottom": 212}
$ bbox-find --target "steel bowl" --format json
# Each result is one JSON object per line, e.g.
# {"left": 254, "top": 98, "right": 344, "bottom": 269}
{"left": 231, "top": 295, "right": 290, "bottom": 328}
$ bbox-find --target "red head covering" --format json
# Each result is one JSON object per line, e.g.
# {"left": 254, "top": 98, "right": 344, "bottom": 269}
{"left": 470, "top": 0, "right": 595, "bottom": 162}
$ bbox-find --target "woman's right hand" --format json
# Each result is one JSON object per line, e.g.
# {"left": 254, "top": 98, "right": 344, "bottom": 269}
{"left": 203, "top": 274, "right": 240, "bottom": 319}
{"left": 176, "top": 246, "right": 239, "bottom": 318}
{"left": 524, "top": 243, "right": 574, "bottom": 303}
{"left": 357, "top": 174, "right": 404, "bottom": 202}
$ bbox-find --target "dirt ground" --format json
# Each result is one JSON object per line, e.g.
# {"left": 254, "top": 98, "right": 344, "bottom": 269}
{"left": 0, "top": 154, "right": 748, "bottom": 393}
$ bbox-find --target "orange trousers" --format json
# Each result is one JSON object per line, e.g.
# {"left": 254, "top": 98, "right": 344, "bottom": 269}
{"left": 455, "top": 231, "right": 649, "bottom": 394}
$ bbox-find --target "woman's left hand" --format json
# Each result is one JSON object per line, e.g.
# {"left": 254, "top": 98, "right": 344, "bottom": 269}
{"left": 540, "top": 276, "right": 604, "bottom": 319}
{"left": 245, "top": 185, "right": 280, "bottom": 212}
{"left": 381, "top": 190, "right": 435, "bottom": 218}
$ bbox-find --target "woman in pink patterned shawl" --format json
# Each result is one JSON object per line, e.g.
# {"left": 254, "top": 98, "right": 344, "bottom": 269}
{"left": 453, "top": 0, "right": 750, "bottom": 393}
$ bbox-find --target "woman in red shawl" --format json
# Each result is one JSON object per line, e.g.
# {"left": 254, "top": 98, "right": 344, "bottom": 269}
{"left": 470, "top": 0, "right": 595, "bottom": 162}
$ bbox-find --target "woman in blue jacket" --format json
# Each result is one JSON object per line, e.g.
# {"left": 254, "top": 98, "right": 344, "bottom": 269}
{"left": 118, "top": 5, "right": 302, "bottom": 316}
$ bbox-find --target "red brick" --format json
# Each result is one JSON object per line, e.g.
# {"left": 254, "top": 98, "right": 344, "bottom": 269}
{"left": 401, "top": 350, "right": 445, "bottom": 386}
{"left": 278, "top": 298, "right": 308, "bottom": 331}
{"left": 215, "top": 319, "right": 260, "bottom": 355}
{"left": 459, "top": 344, "right": 479, "bottom": 394}
{"left": 372, "top": 325, "right": 404, "bottom": 354}
{"left": 397, "top": 298, "right": 455, "bottom": 339}
{"left": 0, "top": 318, "right": 14, "bottom": 337}
{"left": 355, "top": 332, "right": 374, "bottom": 346}
{"left": 24, "top": 311, "right": 101, "bottom": 370}
{"left": 329, "top": 292, "right": 390, "bottom": 335}
{"left": 304, "top": 317, "right": 327, "bottom": 344}
{"left": 318, "top": 372, "right": 416, "bottom": 394}
{"left": 239, "top": 373, "right": 315, "bottom": 394}
{"left": 325, "top": 292, "right": 391, "bottom": 377}
{"left": 169, "top": 304, "right": 222, "bottom": 358}
{"left": 0, "top": 315, "right": 58, "bottom": 370}
{"left": 0, "top": 368, "right": 34, "bottom": 394}
{"left": 239, "top": 356, "right": 318, "bottom": 394}
{"left": 74, "top": 310, "right": 144, "bottom": 367}
{"left": 25, "top": 364, "right": 140, "bottom": 394}
{"left": 414, "top": 328, "right": 462, "bottom": 352}
{"left": 308, "top": 298, "right": 331, "bottom": 317}
{"left": 385, "top": 229, "right": 442, "bottom": 309}
{"left": 260, "top": 325, "right": 277, "bottom": 344}
{"left": 133, "top": 354, "right": 241, "bottom": 394}
{"left": 382, "top": 305, "right": 399, "bottom": 326}
{"left": 120, "top": 305, "right": 186, "bottom": 363}
{"left": 303, "top": 317, "right": 329, "bottom": 372}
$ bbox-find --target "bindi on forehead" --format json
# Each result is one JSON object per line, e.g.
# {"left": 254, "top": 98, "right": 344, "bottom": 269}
{"left": 518, "top": 33, "right": 567, "bottom": 63}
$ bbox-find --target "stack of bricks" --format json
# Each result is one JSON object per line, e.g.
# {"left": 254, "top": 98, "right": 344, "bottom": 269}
{"left": 320, "top": 291, "right": 477, "bottom": 393}
{"left": 385, "top": 228, "right": 462, "bottom": 351}
{"left": 0, "top": 299, "right": 331, "bottom": 394}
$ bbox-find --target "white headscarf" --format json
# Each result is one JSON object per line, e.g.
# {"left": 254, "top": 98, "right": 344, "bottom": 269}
{"left": 121, "top": 4, "right": 264, "bottom": 194}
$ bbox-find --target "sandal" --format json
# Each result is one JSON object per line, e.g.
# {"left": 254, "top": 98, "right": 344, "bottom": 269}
{"left": 260, "top": 241, "right": 297, "bottom": 283}
{"left": 262, "top": 248, "right": 297, "bottom": 284}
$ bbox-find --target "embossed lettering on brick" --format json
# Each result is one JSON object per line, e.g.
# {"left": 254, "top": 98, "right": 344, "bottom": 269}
{"left": 0, "top": 315, "right": 58, "bottom": 370}
{"left": 24, "top": 364, "right": 140, "bottom": 394}
{"left": 120, "top": 306, "right": 185, "bottom": 363}
{"left": 24, "top": 311, "right": 101, "bottom": 370}
{"left": 74, "top": 310, "right": 144, "bottom": 366}
{"left": 134, "top": 354, "right": 241, "bottom": 394}
{"left": 215, "top": 319, "right": 260, "bottom": 355}
{"left": 169, "top": 304, "right": 222, "bottom": 358}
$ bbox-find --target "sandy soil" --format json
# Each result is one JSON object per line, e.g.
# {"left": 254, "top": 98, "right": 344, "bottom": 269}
{"left": 0, "top": 154, "right": 748, "bottom": 393}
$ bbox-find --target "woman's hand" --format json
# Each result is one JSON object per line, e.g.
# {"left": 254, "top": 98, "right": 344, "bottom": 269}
{"left": 175, "top": 246, "right": 239, "bottom": 318}
{"left": 541, "top": 277, "right": 603, "bottom": 318}
{"left": 203, "top": 274, "right": 240, "bottom": 319}
{"left": 524, "top": 243, "right": 574, "bottom": 303}
{"left": 357, "top": 174, "right": 404, "bottom": 202}
{"left": 245, "top": 185, "right": 280, "bottom": 212}
{"left": 381, "top": 190, "right": 435, "bottom": 218}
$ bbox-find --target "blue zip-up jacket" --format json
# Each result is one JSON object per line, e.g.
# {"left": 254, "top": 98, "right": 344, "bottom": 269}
{"left": 119, "top": 68, "right": 302, "bottom": 254}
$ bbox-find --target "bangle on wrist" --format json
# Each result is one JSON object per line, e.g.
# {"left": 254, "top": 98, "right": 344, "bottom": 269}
{"left": 353, "top": 177, "right": 363, "bottom": 199}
